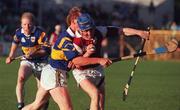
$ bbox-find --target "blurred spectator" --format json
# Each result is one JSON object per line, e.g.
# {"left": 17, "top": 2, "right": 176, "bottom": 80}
{"left": 149, "top": 0, "right": 155, "bottom": 14}
{"left": 1, "top": 0, "right": 172, "bottom": 42}
{"left": 49, "top": 24, "right": 61, "bottom": 46}
{"left": 170, "top": 21, "right": 178, "bottom": 30}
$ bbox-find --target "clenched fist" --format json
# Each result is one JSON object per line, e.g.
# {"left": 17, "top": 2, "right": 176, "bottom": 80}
{"left": 99, "top": 58, "right": 112, "bottom": 68}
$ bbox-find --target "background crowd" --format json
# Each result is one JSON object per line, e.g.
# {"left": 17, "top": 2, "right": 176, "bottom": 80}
{"left": 0, "top": 0, "right": 179, "bottom": 42}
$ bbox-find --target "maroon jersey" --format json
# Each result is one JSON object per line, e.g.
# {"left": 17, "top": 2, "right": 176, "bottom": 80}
{"left": 73, "top": 29, "right": 105, "bottom": 58}
{"left": 73, "top": 29, "right": 105, "bottom": 69}
{"left": 74, "top": 26, "right": 121, "bottom": 55}
{"left": 73, "top": 26, "right": 120, "bottom": 69}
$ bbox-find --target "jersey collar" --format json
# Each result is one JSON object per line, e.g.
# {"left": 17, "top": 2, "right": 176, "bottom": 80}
{"left": 75, "top": 31, "right": 81, "bottom": 38}
{"left": 66, "top": 27, "right": 75, "bottom": 37}
{"left": 66, "top": 27, "right": 82, "bottom": 38}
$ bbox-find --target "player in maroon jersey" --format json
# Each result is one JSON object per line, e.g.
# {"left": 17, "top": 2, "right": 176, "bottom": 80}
{"left": 72, "top": 13, "right": 150, "bottom": 110}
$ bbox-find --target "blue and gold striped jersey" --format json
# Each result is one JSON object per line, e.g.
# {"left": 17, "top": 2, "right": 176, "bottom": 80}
{"left": 49, "top": 29, "right": 78, "bottom": 71}
{"left": 13, "top": 26, "right": 50, "bottom": 61}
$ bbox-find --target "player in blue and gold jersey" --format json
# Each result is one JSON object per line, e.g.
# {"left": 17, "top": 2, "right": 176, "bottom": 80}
{"left": 22, "top": 7, "right": 112, "bottom": 110}
{"left": 6, "top": 12, "right": 50, "bottom": 110}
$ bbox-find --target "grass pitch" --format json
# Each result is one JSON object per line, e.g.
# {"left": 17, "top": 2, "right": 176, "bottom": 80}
{"left": 0, "top": 57, "right": 180, "bottom": 110}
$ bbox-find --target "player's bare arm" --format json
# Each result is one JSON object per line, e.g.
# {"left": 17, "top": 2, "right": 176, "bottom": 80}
{"left": 72, "top": 57, "right": 112, "bottom": 68}
{"left": 83, "top": 44, "right": 96, "bottom": 57}
{"left": 122, "top": 28, "right": 150, "bottom": 39}
{"left": 27, "top": 49, "right": 46, "bottom": 59}
{"left": 27, "top": 46, "right": 50, "bottom": 59}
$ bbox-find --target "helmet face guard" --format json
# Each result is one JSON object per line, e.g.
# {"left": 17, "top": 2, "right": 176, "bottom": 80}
{"left": 77, "top": 13, "right": 95, "bottom": 31}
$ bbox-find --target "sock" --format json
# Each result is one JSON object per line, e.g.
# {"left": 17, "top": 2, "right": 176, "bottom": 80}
{"left": 17, "top": 102, "right": 24, "bottom": 110}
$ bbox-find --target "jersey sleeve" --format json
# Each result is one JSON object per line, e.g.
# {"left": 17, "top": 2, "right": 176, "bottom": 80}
{"left": 97, "top": 26, "right": 121, "bottom": 38}
{"left": 73, "top": 38, "right": 83, "bottom": 54}
{"left": 12, "top": 34, "right": 20, "bottom": 44}
{"left": 38, "top": 31, "right": 48, "bottom": 45}
{"left": 61, "top": 37, "right": 78, "bottom": 61}
{"left": 96, "top": 26, "right": 108, "bottom": 37}
{"left": 36, "top": 29, "right": 51, "bottom": 54}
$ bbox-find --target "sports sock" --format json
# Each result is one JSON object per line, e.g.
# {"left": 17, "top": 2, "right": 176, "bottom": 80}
{"left": 17, "top": 102, "right": 24, "bottom": 110}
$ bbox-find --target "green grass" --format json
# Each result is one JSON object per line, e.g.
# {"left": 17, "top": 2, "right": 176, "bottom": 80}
{"left": 0, "top": 57, "right": 180, "bottom": 110}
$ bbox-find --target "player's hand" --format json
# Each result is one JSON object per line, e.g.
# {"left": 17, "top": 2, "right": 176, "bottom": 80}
{"left": 68, "top": 61, "right": 76, "bottom": 69}
{"left": 86, "top": 44, "right": 96, "bottom": 55}
{"left": 6, "top": 57, "right": 13, "bottom": 64}
{"left": 139, "top": 31, "right": 150, "bottom": 40}
{"left": 99, "top": 58, "right": 112, "bottom": 68}
{"left": 25, "top": 54, "right": 32, "bottom": 60}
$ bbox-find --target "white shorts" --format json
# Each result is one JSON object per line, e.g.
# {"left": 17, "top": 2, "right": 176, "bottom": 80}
{"left": 72, "top": 66, "right": 105, "bottom": 87}
{"left": 40, "top": 64, "right": 67, "bottom": 90}
{"left": 20, "top": 60, "right": 47, "bottom": 78}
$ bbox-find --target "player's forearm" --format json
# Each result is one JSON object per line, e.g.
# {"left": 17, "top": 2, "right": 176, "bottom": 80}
{"left": 72, "top": 56, "right": 101, "bottom": 66}
{"left": 122, "top": 28, "right": 149, "bottom": 39}
{"left": 122, "top": 28, "right": 141, "bottom": 36}
{"left": 83, "top": 53, "right": 90, "bottom": 57}
{"left": 8, "top": 43, "right": 18, "bottom": 58}
{"left": 30, "top": 49, "right": 48, "bottom": 58}
{"left": 83, "top": 51, "right": 92, "bottom": 57}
